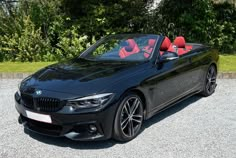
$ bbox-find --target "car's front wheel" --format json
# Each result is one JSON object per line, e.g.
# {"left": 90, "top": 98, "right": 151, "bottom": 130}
{"left": 113, "top": 92, "right": 144, "bottom": 142}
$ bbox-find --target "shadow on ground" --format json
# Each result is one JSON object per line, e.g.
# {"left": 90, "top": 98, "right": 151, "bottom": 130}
{"left": 24, "top": 95, "right": 202, "bottom": 150}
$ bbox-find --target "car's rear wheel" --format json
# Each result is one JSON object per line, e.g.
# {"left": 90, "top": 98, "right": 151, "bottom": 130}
{"left": 201, "top": 65, "right": 217, "bottom": 97}
{"left": 113, "top": 92, "right": 144, "bottom": 142}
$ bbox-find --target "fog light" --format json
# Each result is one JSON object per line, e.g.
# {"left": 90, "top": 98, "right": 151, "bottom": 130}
{"left": 89, "top": 125, "right": 97, "bottom": 132}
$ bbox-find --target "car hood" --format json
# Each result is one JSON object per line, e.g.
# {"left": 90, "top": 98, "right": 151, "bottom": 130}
{"left": 22, "top": 58, "right": 146, "bottom": 96}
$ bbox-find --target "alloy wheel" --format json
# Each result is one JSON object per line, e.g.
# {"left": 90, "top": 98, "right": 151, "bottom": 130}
{"left": 206, "top": 66, "right": 217, "bottom": 94}
{"left": 120, "top": 97, "right": 143, "bottom": 138}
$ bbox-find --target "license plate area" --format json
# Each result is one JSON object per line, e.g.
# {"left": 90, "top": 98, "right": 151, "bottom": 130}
{"left": 26, "top": 110, "right": 52, "bottom": 123}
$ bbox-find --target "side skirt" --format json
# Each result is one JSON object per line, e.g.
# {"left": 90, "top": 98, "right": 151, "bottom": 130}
{"left": 145, "top": 88, "right": 202, "bottom": 120}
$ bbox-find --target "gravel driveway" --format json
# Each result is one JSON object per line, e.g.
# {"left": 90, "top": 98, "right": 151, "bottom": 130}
{"left": 0, "top": 79, "right": 235, "bottom": 158}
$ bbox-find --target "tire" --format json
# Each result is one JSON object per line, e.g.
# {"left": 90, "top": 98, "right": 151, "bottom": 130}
{"left": 200, "top": 65, "right": 217, "bottom": 97}
{"left": 113, "top": 92, "right": 144, "bottom": 142}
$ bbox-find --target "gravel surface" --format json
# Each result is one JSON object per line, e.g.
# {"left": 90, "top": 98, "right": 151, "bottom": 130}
{"left": 0, "top": 79, "right": 235, "bottom": 158}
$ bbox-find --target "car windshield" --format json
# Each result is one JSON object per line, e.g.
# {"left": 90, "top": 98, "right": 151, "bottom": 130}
{"left": 80, "top": 34, "right": 160, "bottom": 61}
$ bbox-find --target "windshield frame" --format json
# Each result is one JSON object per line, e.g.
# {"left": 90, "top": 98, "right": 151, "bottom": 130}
{"left": 79, "top": 34, "right": 161, "bottom": 62}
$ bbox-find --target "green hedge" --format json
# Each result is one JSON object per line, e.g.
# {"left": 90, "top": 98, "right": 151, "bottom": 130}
{"left": 150, "top": 0, "right": 236, "bottom": 53}
{"left": 0, "top": 0, "right": 235, "bottom": 62}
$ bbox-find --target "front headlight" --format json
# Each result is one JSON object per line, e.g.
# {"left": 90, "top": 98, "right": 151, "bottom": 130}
{"left": 17, "top": 75, "right": 31, "bottom": 96}
{"left": 17, "top": 82, "right": 21, "bottom": 96}
{"left": 66, "top": 93, "right": 114, "bottom": 109}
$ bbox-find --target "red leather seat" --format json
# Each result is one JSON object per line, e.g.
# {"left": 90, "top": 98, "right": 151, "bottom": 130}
{"left": 144, "top": 39, "right": 156, "bottom": 58}
{"left": 119, "top": 39, "right": 140, "bottom": 58}
{"left": 160, "top": 37, "right": 172, "bottom": 56}
{"left": 174, "top": 36, "right": 187, "bottom": 55}
{"left": 169, "top": 36, "right": 192, "bottom": 55}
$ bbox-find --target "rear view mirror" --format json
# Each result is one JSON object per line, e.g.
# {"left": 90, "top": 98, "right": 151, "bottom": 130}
{"left": 160, "top": 52, "right": 179, "bottom": 62}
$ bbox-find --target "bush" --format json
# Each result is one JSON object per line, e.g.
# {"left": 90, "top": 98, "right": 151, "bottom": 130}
{"left": 213, "top": 2, "right": 236, "bottom": 53}
{"left": 54, "top": 26, "right": 94, "bottom": 60}
{"left": 0, "top": 0, "right": 235, "bottom": 62}
{"left": 0, "top": 16, "right": 52, "bottom": 62}
{"left": 150, "top": 0, "right": 236, "bottom": 53}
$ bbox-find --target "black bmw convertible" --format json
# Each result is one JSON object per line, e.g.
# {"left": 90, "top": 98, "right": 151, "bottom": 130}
{"left": 15, "top": 34, "right": 219, "bottom": 142}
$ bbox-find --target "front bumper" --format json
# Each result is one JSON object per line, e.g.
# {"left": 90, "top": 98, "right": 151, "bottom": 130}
{"left": 15, "top": 93, "right": 117, "bottom": 141}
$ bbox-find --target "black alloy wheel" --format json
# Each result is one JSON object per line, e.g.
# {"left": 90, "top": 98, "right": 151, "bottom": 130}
{"left": 113, "top": 93, "right": 144, "bottom": 142}
{"left": 201, "top": 65, "right": 217, "bottom": 96}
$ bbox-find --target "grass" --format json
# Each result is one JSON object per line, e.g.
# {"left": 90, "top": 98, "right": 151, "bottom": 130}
{"left": 0, "top": 62, "right": 55, "bottom": 73}
{"left": 219, "top": 55, "right": 236, "bottom": 72}
{"left": 0, "top": 55, "right": 235, "bottom": 73}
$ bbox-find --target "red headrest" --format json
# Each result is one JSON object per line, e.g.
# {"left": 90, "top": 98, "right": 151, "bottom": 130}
{"left": 148, "top": 39, "right": 156, "bottom": 47}
{"left": 174, "top": 36, "right": 186, "bottom": 48}
{"left": 160, "top": 37, "right": 171, "bottom": 51}
{"left": 126, "top": 39, "right": 136, "bottom": 49}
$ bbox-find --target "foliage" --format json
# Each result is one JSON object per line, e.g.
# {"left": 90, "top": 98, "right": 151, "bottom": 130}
{"left": 0, "top": 0, "right": 62, "bottom": 61}
{"left": 150, "top": 0, "right": 236, "bottom": 53}
{"left": 0, "top": 15, "right": 52, "bottom": 62}
{"left": 0, "top": 0, "right": 235, "bottom": 62}
{"left": 61, "top": 0, "right": 153, "bottom": 40}
{"left": 213, "top": 2, "right": 236, "bottom": 53}
{"left": 55, "top": 26, "right": 93, "bottom": 59}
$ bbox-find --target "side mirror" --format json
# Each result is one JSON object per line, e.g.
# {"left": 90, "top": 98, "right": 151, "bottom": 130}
{"left": 160, "top": 51, "right": 179, "bottom": 62}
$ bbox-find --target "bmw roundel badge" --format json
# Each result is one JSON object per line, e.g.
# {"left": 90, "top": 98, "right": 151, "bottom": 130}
{"left": 35, "top": 90, "right": 42, "bottom": 95}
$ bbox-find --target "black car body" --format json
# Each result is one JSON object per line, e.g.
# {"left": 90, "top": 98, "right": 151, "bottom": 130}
{"left": 15, "top": 34, "right": 219, "bottom": 141}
